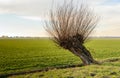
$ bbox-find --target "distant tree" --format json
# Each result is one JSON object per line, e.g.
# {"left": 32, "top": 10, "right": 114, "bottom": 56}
{"left": 1, "top": 35, "right": 9, "bottom": 38}
{"left": 45, "top": 1, "right": 99, "bottom": 65}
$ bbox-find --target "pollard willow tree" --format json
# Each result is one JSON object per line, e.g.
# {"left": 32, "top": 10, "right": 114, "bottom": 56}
{"left": 45, "top": 1, "right": 99, "bottom": 65}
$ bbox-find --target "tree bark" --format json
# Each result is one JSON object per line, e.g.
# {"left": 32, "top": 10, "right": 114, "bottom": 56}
{"left": 69, "top": 44, "right": 97, "bottom": 65}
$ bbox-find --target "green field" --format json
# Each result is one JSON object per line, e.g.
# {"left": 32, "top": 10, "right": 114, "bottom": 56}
{"left": 0, "top": 38, "right": 120, "bottom": 77}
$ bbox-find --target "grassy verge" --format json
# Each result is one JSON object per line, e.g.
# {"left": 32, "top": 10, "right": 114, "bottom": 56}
{"left": 9, "top": 60, "right": 120, "bottom": 78}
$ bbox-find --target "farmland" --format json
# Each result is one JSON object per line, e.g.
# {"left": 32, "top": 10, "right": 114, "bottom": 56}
{"left": 0, "top": 38, "right": 120, "bottom": 77}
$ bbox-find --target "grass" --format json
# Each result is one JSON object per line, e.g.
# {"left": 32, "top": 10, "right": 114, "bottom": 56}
{"left": 0, "top": 38, "right": 80, "bottom": 75}
{"left": 0, "top": 38, "right": 120, "bottom": 77}
{"left": 9, "top": 65, "right": 120, "bottom": 78}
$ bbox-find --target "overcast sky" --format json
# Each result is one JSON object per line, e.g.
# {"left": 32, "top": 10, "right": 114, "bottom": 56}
{"left": 0, "top": 0, "right": 120, "bottom": 37}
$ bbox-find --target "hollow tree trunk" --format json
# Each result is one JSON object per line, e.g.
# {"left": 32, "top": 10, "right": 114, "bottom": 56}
{"left": 69, "top": 44, "right": 97, "bottom": 65}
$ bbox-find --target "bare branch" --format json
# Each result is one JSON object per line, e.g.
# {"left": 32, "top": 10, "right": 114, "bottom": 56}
{"left": 45, "top": 1, "right": 99, "bottom": 49}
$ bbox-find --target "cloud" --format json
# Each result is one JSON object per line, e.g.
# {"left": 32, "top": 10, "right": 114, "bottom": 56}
{"left": 0, "top": 0, "right": 52, "bottom": 16}
{"left": 19, "top": 16, "right": 42, "bottom": 21}
{"left": 102, "top": 0, "right": 120, "bottom": 5}
{"left": 0, "top": 0, "right": 53, "bottom": 23}
{"left": 0, "top": 0, "right": 108, "bottom": 15}
{"left": 92, "top": 2, "right": 120, "bottom": 36}
{"left": 0, "top": 0, "right": 120, "bottom": 36}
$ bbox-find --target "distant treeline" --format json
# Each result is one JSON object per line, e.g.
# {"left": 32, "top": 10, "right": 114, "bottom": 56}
{"left": 0, "top": 36, "right": 120, "bottom": 39}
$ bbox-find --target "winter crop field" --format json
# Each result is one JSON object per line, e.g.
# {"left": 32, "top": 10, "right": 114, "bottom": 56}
{"left": 0, "top": 38, "right": 120, "bottom": 78}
